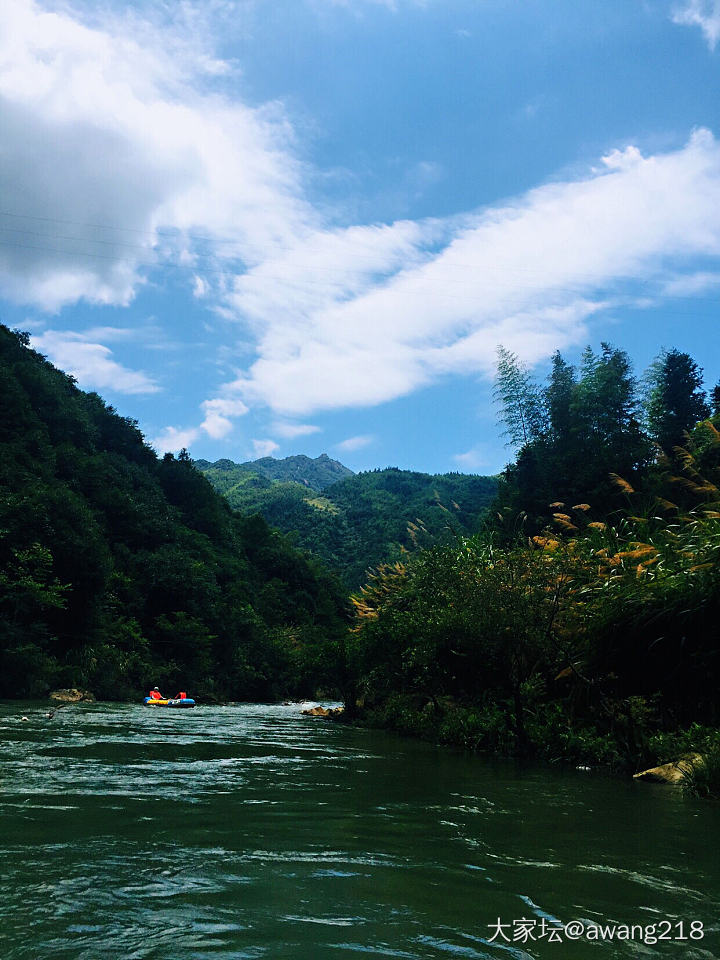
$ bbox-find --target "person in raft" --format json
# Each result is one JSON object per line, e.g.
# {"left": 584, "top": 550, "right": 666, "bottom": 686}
{"left": 148, "top": 687, "right": 164, "bottom": 700}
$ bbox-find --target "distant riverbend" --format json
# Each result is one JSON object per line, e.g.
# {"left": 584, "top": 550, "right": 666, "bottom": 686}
{"left": 2, "top": 702, "right": 719, "bottom": 959}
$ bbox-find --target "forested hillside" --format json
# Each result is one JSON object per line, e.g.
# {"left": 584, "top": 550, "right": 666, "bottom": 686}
{"left": 0, "top": 325, "right": 347, "bottom": 701}
{"left": 196, "top": 453, "right": 353, "bottom": 497}
{"left": 198, "top": 460, "right": 498, "bottom": 587}
{"left": 348, "top": 344, "right": 720, "bottom": 789}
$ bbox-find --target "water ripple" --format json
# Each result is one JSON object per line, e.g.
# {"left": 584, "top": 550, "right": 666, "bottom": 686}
{"left": 0, "top": 701, "right": 718, "bottom": 959}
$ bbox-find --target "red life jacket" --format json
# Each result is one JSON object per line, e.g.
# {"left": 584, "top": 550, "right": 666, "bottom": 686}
{"left": 175, "top": 692, "right": 187, "bottom": 700}
{"left": 149, "top": 690, "right": 163, "bottom": 700}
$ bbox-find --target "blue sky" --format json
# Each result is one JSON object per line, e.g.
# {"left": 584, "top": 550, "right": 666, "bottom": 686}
{"left": 1, "top": 0, "right": 719, "bottom": 474}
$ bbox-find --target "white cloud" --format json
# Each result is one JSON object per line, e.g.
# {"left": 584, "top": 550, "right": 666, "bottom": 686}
{"left": 662, "top": 271, "right": 720, "bottom": 295}
{"left": 0, "top": 0, "right": 315, "bottom": 310}
{"left": 151, "top": 425, "right": 201, "bottom": 454}
{"left": 336, "top": 434, "right": 374, "bottom": 452}
{"left": 225, "top": 130, "right": 720, "bottom": 416}
{"left": 673, "top": 0, "right": 720, "bottom": 49}
{"left": 150, "top": 394, "right": 249, "bottom": 452}
{"left": 7, "top": 1, "right": 720, "bottom": 436}
{"left": 193, "top": 275, "right": 209, "bottom": 299}
{"left": 200, "top": 396, "right": 249, "bottom": 439}
{"left": 453, "top": 446, "right": 492, "bottom": 470}
{"left": 31, "top": 328, "right": 159, "bottom": 394}
{"left": 271, "top": 421, "right": 322, "bottom": 438}
{"left": 252, "top": 438, "right": 280, "bottom": 457}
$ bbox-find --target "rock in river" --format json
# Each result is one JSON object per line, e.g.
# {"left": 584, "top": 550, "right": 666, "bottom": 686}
{"left": 633, "top": 753, "right": 703, "bottom": 785}
{"left": 301, "top": 706, "right": 344, "bottom": 718}
{"left": 49, "top": 688, "right": 95, "bottom": 703}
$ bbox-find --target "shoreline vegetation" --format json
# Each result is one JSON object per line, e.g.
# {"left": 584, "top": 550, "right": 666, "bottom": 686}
{"left": 342, "top": 345, "right": 720, "bottom": 801}
{"left": 1, "top": 325, "right": 719, "bottom": 799}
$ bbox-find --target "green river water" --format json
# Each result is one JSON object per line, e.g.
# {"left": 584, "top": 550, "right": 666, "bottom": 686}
{"left": 1, "top": 701, "right": 718, "bottom": 959}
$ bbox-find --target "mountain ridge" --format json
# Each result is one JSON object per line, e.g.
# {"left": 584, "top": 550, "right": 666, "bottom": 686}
{"left": 195, "top": 453, "right": 353, "bottom": 493}
{"left": 197, "top": 458, "right": 498, "bottom": 588}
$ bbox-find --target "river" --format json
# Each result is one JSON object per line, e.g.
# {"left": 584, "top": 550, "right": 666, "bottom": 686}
{"left": 1, "top": 702, "right": 718, "bottom": 959}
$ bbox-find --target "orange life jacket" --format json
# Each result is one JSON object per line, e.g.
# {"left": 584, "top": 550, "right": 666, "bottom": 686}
{"left": 149, "top": 690, "right": 163, "bottom": 700}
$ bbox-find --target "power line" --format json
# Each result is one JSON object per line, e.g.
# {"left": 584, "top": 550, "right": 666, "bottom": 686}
{"left": 2, "top": 208, "right": 718, "bottom": 290}
{"left": 0, "top": 224, "right": 158, "bottom": 252}
{"left": 0, "top": 208, "right": 185, "bottom": 239}
{"left": 0, "top": 223, "right": 717, "bottom": 312}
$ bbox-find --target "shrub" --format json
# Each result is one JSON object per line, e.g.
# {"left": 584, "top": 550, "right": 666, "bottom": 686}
{"left": 680, "top": 748, "right": 720, "bottom": 801}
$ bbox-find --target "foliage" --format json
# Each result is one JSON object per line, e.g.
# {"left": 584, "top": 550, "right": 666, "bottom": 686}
{"left": 195, "top": 454, "right": 352, "bottom": 496}
{"left": 644, "top": 348, "right": 710, "bottom": 453}
{"left": 198, "top": 462, "right": 498, "bottom": 588}
{"left": 494, "top": 346, "right": 546, "bottom": 447}
{"left": 0, "top": 325, "right": 348, "bottom": 700}
{"left": 349, "top": 463, "right": 720, "bottom": 768}
{"left": 648, "top": 724, "right": 720, "bottom": 764}
{"left": 493, "top": 342, "right": 652, "bottom": 531}
{"left": 680, "top": 748, "right": 720, "bottom": 801}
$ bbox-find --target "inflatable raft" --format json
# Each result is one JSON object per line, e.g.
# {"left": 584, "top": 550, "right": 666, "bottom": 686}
{"left": 143, "top": 697, "right": 196, "bottom": 708}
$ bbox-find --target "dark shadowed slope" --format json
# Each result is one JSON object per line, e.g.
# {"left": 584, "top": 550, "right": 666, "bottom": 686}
{"left": 0, "top": 325, "right": 347, "bottom": 700}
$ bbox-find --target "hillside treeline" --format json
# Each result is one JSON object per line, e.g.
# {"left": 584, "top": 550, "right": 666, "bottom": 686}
{"left": 0, "top": 326, "right": 347, "bottom": 701}
{"left": 348, "top": 344, "right": 720, "bottom": 784}
{"left": 199, "top": 461, "right": 498, "bottom": 588}
{"left": 196, "top": 453, "right": 353, "bottom": 494}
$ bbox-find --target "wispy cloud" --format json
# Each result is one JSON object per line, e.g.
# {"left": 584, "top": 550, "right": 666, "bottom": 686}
{"left": 0, "top": 0, "right": 315, "bottom": 310}
{"left": 151, "top": 425, "right": 201, "bottom": 454}
{"left": 453, "top": 446, "right": 492, "bottom": 471}
{"left": 319, "top": 0, "right": 428, "bottom": 9}
{"left": 222, "top": 130, "right": 720, "bottom": 417}
{"left": 672, "top": 0, "right": 720, "bottom": 49}
{"left": 662, "top": 271, "right": 720, "bottom": 296}
{"left": 8, "top": 0, "right": 720, "bottom": 448}
{"left": 336, "top": 434, "right": 374, "bottom": 452}
{"left": 31, "top": 328, "right": 159, "bottom": 394}
{"left": 252, "top": 438, "right": 280, "bottom": 457}
{"left": 271, "top": 421, "right": 322, "bottom": 439}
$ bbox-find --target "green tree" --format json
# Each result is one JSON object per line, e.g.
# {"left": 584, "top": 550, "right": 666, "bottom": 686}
{"left": 709, "top": 381, "right": 720, "bottom": 418}
{"left": 546, "top": 351, "right": 576, "bottom": 444}
{"left": 645, "top": 349, "right": 710, "bottom": 453}
{"left": 0, "top": 543, "right": 69, "bottom": 624}
{"left": 494, "top": 346, "right": 546, "bottom": 448}
{"left": 570, "top": 343, "right": 650, "bottom": 503}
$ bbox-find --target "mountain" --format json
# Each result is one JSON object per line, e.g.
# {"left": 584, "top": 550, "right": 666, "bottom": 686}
{"left": 197, "top": 459, "right": 498, "bottom": 588}
{"left": 195, "top": 454, "right": 353, "bottom": 496}
{"left": 0, "top": 326, "right": 347, "bottom": 701}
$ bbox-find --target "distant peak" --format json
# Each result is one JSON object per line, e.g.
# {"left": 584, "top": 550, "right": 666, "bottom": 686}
{"left": 198, "top": 451, "right": 354, "bottom": 492}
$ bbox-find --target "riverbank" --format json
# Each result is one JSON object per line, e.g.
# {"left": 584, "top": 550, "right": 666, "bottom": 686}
{"left": 345, "top": 693, "right": 720, "bottom": 799}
